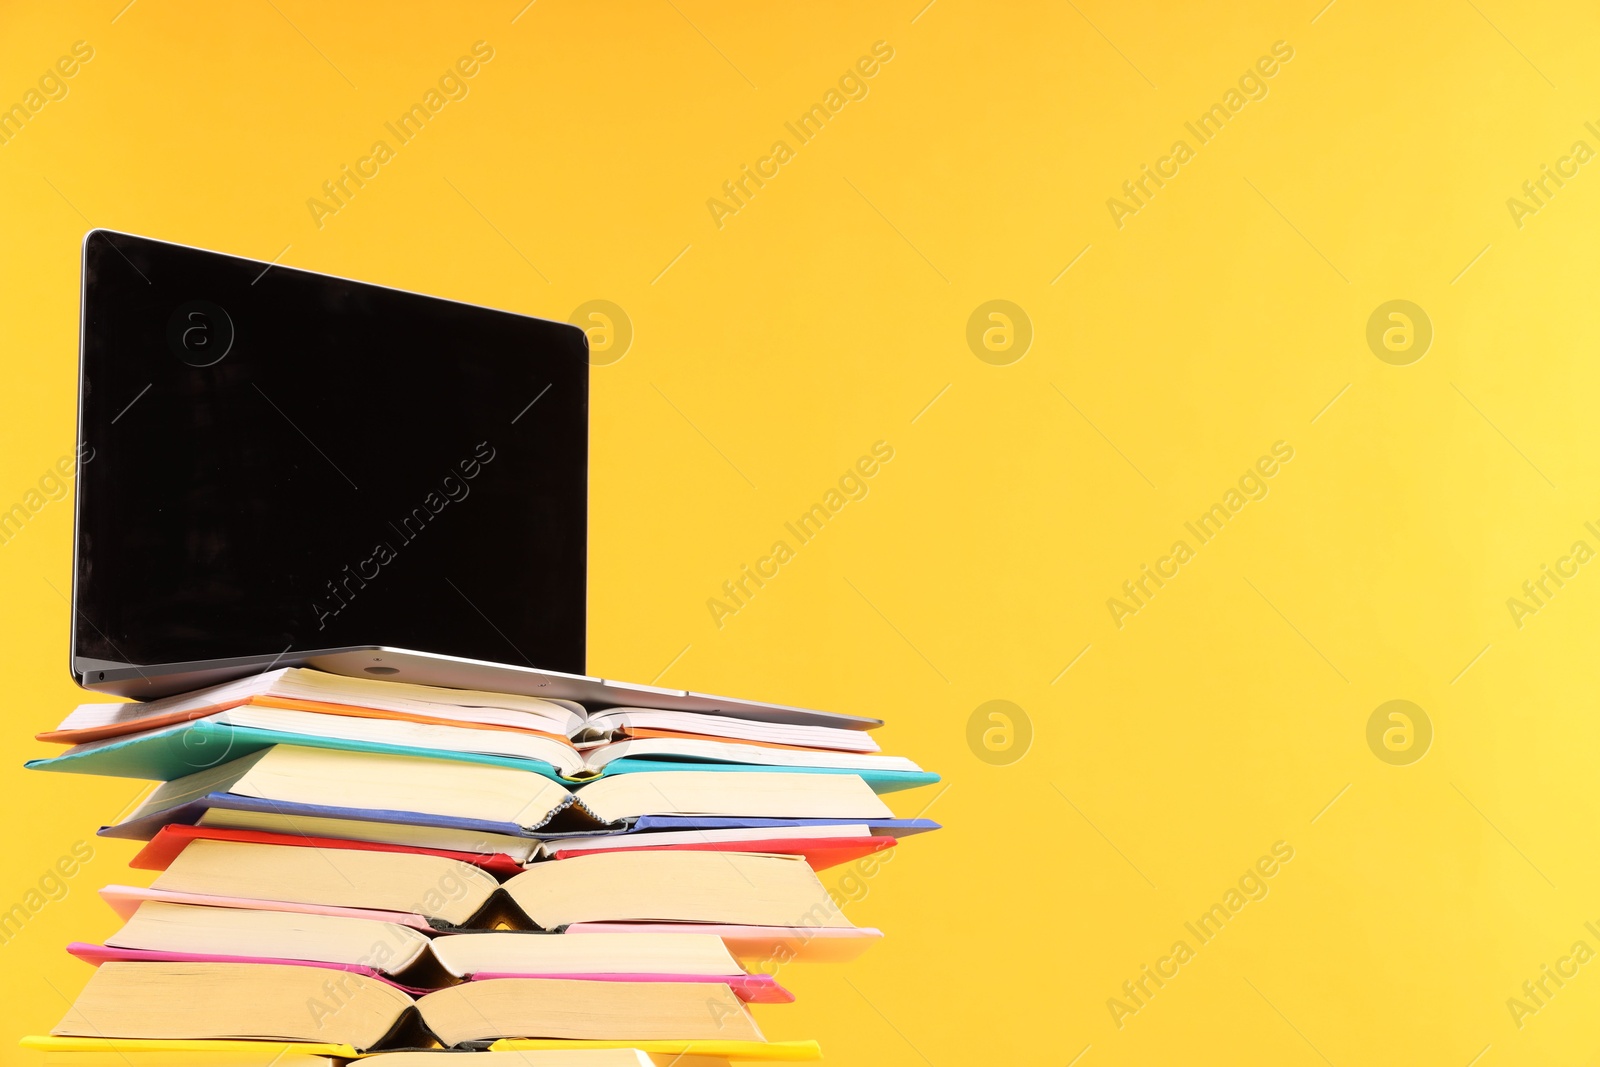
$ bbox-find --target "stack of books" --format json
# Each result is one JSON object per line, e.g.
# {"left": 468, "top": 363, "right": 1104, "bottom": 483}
{"left": 23, "top": 668, "right": 939, "bottom": 1063}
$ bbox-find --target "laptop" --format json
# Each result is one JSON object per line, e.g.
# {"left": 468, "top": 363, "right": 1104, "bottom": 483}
{"left": 72, "top": 231, "right": 876, "bottom": 730}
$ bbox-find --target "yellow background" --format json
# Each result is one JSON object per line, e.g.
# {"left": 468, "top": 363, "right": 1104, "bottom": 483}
{"left": 2, "top": 0, "right": 1599, "bottom": 1063}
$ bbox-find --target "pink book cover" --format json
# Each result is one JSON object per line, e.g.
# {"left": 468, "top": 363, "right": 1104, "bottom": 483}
{"left": 467, "top": 970, "right": 794, "bottom": 1003}
{"left": 66, "top": 943, "right": 432, "bottom": 995}
{"left": 98, "top": 885, "right": 434, "bottom": 930}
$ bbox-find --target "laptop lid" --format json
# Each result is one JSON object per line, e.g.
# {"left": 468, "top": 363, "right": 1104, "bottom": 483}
{"left": 72, "top": 230, "right": 589, "bottom": 686}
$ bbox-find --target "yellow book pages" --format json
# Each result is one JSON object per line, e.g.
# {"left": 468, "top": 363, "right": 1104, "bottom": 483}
{"left": 36, "top": 1051, "right": 342, "bottom": 1067}
{"left": 20, "top": 1036, "right": 358, "bottom": 1059}
{"left": 487, "top": 1040, "right": 821, "bottom": 1062}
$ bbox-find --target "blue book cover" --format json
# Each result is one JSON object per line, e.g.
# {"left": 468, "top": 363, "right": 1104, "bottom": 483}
{"left": 26, "top": 720, "right": 939, "bottom": 794}
{"left": 96, "top": 792, "right": 941, "bottom": 842}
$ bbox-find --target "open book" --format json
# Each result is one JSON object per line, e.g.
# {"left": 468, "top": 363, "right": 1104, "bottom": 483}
{"left": 101, "top": 745, "right": 912, "bottom": 843}
{"left": 129, "top": 821, "right": 898, "bottom": 873}
{"left": 30, "top": 668, "right": 937, "bottom": 790}
{"left": 53, "top": 962, "right": 765, "bottom": 1050}
{"left": 74, "top": 901, "right": 793, "bottom": 1002}
{"left": 102, "top": 838, "right": 858, "bottom": 931}
{"left": 18, "top": 1044, "right": 816, "bottom": 1065}
{"left": 147, "top": 807, "right": 933, "bottom": 866}
{"left": 42, "top": 668, "right": 875, "bottom": 742}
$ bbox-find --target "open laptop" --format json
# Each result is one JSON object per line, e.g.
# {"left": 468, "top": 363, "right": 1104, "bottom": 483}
{"left": 72, "top": 231, "right": 876, "bottom": 730}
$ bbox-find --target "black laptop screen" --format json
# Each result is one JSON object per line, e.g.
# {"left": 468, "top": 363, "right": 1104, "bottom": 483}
{"left": 73, "top": 231, "right": 588, "bottom": 676}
